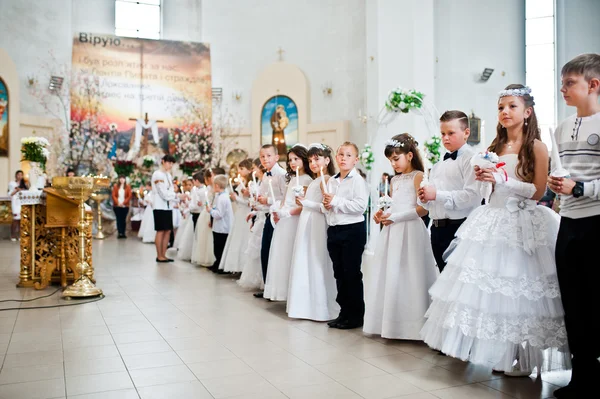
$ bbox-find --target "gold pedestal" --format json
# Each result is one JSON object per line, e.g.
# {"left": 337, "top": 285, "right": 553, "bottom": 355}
{"left": 53, "top": 176, "right": 109, "bottom": 299}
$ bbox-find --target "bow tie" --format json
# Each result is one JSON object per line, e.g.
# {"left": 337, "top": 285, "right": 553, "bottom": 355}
{"left": 444, "top": 151, "right": 458, "bottom": 161}
{"left": 266, "top": 171, "right": 272, "bottom": 176}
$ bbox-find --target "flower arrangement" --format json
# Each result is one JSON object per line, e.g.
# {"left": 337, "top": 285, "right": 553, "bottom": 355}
{"left": 170, "top": 123, "right": 213, "bottom": 171}
{"left": 21, "top": 136, "right": 51, "bottom": 170}
{"left": 385, "top": 88, "right": 424, "bottom": 113}
{"left": 180, "top": 161, "right": 203, "bottom": 176}
{"left": 142, "top": 155, "right": 155, "bottom": 169}
{"left": 423, "top": 136, "right": 442, "bottom": 164}
{"left": 377, "top": 195, "right": 393, "bottom": 210}
{"left": 470, "top": 151, "right": 505, "bottom": 203}
{"left": 113, "top": 160, "right": 135, "bottom": 177}
{"left": 360, "top": 144, "right": 375, "bottom": 171}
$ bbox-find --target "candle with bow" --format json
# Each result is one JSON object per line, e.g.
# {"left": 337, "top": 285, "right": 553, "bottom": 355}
{"left": 204, "top": 191, "right": 210, "bottom": 206}
{"left": 295, "top": 166, "right": 299, "bottom": 186}
{"left": 549, "top": 126, "right": 570, "bottom": 177}
{"left": 320, "top": 167, "right": 328, "bottom": 193}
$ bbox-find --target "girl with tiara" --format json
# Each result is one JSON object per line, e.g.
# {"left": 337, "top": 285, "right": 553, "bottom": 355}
{"left": 238, "top": 158, "right": 267, "bottom": 290}
{"left": 363, "top": 134, "right": 438, "bottom": 339}
{"left": 263, "top": 144, "right": 313, "bottom": 301}
{"left": 191, "top": 169, "right": 216, "bottom": 267}
{"left": 138, "top": 182, "right": 156, "bottom": 243}
{"left": 286, "top": 143, "right": 339, "bottom": 321}
{"left": 219, "top": 158, "right": 254, "bottom": 274}
{"left": 421, "top": 84, "right": 570, "bottom": 376}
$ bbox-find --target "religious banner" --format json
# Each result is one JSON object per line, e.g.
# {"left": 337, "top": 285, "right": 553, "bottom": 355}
{"left": 70, "top": 33, "right": 212, "bottom": 164}
{"left": 0, "top": 78, "right": 8, "bottom": 157}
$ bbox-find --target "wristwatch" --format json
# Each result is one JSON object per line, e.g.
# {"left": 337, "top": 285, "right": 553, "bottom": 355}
{"left": 572, "top": 181, "right": 584, "bottom": 198}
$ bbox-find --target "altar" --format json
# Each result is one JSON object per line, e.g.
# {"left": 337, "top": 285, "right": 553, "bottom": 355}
{"left": 16, "top": 189, "right": 95, "bottom": 290}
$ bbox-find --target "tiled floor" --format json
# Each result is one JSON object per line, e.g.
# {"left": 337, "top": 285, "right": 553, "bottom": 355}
{"left": 0, "top": 236, "right": 571, "bottom": 399}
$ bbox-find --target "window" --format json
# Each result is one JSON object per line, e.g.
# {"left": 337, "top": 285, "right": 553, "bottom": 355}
{"left": 115, "top": 0, "right": 161, "bottom": 40}
{"left": 525, "top": 0, "right": 556, "bottom": 149}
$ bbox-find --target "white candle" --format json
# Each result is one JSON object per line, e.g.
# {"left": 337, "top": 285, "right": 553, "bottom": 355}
{"left": 384, "top": 178, "right": 388, "bottom": 197}
{"left": 295, "top": 166, "right": 299, "bottom": 186}
{"left": 268, "top": 179, "right": 276, "bottom": 204}
{"left": 229, "top": 178, "right": 234, "bottom": 192}
{"left": 252, "top": 171, "right": 257, "bottom": 185}
{"left": 320, "top": 167, "right": 328, "bottom": 193}
{"left": 549, "top": 126, "right": 570, "bottom": 177}
{"left": 204, "top": 191, "right": 210, "bottom": 206}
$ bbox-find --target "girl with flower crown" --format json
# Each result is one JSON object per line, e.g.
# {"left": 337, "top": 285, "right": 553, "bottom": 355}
{"left": 421, "top": 84, "right": 571, "bottom": 377}
{"left": 363, "top": 134, "right": 438, "bottom": 339}
{"left": 286, "top": 144, "right": 339, "bottom": 321}
{"left": 263, "top": 144, "right": 313, "bottom": 301}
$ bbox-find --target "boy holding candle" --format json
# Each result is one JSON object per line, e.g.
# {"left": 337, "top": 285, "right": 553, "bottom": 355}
{"left": 323, "top": 142, "right": 369, "bottom": 329}
{"left": 253, "top": 144, "right": 286, "bottom": 298}
{"left": 547, "top": 53, "right": 600, "bottom": 399}
{"left": 207, "top": 175, "right": 234, "bottom": 273}
{"left": 417, "top": 110, "right": 481, "bottom": 272}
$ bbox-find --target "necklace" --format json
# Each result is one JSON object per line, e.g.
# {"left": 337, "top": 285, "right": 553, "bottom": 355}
{"left": 507, "top": 141, "right": 521, "bottom": 149}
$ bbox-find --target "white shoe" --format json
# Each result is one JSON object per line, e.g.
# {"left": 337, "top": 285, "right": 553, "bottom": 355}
{"left": 10, "top": 238, "right": 17, "bottom": 242}
{"left": 504, "top": 361, "right": 532, "bottom": 377}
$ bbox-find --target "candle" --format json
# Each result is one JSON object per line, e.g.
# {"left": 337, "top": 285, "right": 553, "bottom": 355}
{"left": 320, "top": 167, "right": 328, "bottom": 193}
{"left": 252, "top": 171, "right": 257, "bottom": 185}
{"left": 295, "top": 166, "right": 299, "bottom": 186}
{"left": 204, "top": 191, "right": 210, "bottom": 206}
{"left": 229, "top": 178, "right": 234, "bottom": 192}
{"left": 384, "top": 178, "right": 388, "bottom": 197}
{"left": 268, "top": 179, "right": 276, "bottom": 204}
{"left": 549, "top": 126, "right": 570, "bottom": 177}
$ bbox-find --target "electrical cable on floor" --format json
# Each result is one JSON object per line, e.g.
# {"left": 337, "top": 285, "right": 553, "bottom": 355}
{"left": 0, "top": 287, "right": 62, "bottom": 302}
{"left": 0, "top": 288, "right": 105, "bottom": 311}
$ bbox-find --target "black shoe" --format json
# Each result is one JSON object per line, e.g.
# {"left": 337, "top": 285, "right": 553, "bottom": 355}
{"left": 327, "top": 316, "right": 343, "bottom": 327}
{"left": 118, "top": 234, "right": 125, "bottom": 239}
{"left": 253, "top": 292, "right": 264, "bottom": 298}
{"left": 166, "top": 258, "right": 174, "bottom": 262}
{"left": 216, "top": 269, "right": 228, "bottom": 274}
{"left": 336, "top": 319, "right": 364, "bottom": 330}
{"left": 156, "top": 258, "right": 170, "bottom": 263}
{"left": 553, "top": 384, "right": 579, "bottom": 399}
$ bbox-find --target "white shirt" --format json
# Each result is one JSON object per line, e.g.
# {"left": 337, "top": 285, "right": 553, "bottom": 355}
{"left": 117, "top": 187, "right": 125, "bottom": 205}
{"left": 257, "top": 163, "right": 287, "bottom": 213}
{"left": 210, "top": 191, "right": 233, "bottom": 234}
{"left": 422, "top": 143, "right": 481, "bottom": 220}
{"left": 325, "top": 168, "right": 369, "bottom": 226}
{"left": 151, "top": 169, "right": 178, "bottom": 210}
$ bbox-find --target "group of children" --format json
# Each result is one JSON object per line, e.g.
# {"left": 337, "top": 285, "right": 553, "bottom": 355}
{"left": 143, "top": 53, "right": 599, "bottom": 399}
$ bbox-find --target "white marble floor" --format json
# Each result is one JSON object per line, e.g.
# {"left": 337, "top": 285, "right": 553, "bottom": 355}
{"left": 0, "top": 236, "right": 571, "bottom": 399}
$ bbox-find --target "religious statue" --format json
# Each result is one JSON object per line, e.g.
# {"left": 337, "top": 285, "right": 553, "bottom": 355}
{"left": 0, "top": 83, "right": 9, "bottom": 157}
{"left": 271, "top": 104, "right": 289, "bottom": 155}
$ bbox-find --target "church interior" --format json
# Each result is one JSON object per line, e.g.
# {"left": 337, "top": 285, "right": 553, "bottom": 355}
{"left": 0, "top": 0, "right": 599, "bottom": 398}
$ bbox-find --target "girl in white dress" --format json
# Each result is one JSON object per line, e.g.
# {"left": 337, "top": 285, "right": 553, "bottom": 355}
{"left": 363, "top": 134, "right": 438, "bottom": 340}
{"left": 220, "top": 158, "right": 254, "bottom": 273}
{"left": 238, "top": 159, "right": 267, "bottom": 290}
{"left": 191, "top": 169, "right": 216, "bottom": 267}
{"left": 176, "top": 180, "right": 195, "bottom": 261}
{"left": 7, "top": 170, "right": 27, "bottom": 241}
{"left": 287, "top": 144, "right": 339, "bottom": 321}
{"left": 420, "top": 84, "right": 570, "bottom": 376}
{"left": 264, "top": 145, "right": 313, "bottom": 301}
{"left": 138, "top": 188, "right": 156, "bottom": 243}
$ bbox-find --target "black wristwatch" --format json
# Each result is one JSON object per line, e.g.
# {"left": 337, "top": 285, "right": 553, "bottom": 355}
{"left": 572, "top": 181, "right": 584, "bottom": 198}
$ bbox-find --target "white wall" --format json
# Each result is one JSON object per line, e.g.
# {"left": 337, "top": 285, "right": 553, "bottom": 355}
{"left": 556, "top": 0, "right": 600, "bottom": 122}
{"left": 201, "top": 0, "right": 366, "bottom": 144}
{"left": 434, "top": 0, "right": 525, "bottom": 151}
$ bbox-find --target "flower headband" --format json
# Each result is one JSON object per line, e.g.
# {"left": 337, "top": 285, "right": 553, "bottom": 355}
{"left": 308, "top": 143, "right": 328, "bottom": 150}
{"left": 384, "top": 139, "right": 405, "bottom": 148}
{"left": 498, "top": 86, "right": 532, "bottom": 98}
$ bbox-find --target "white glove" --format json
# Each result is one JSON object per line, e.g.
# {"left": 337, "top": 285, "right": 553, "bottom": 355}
{"left": 384, "top": 209, "right": 419, "bottom": 223}
{"left": 493, "top": 173, "right": 536, "bottom": 199}
{"left": 276, "top": 208, "right": 291, "bottom": 219}
{"left": 269, "top": 203, "right": 280, "bottom": 213}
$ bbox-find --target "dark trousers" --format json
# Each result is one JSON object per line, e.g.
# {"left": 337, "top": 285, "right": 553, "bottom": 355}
{"left": 430, "top": 220, "right": 464, "bottom": 273}
{"left": 192, "top": 213, "right": 200, "bottom": 229}
{"left": 327, "top": 221, "right": 367, "bottom": 322}
{"left": 556, "top": 215, "right": 600, "bottom": 388}
{"left": 260, "top": 214, "right": 274, "bottom": 283}
{"left": 114, "top": 206, "right": 129, "bottom": 236}
{"left": 212, "top": 232, "right": 229, "bottom": 270}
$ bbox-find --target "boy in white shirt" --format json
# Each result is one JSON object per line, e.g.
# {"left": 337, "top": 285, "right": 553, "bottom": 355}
{"left": 418, "top": 110, "right": 481, "bottom": 272}
{"left": 547, "top": 53, "right": 600, "bottom": 399}
{"left": 207, "top": 175, "right": 234, "bottom": 272}
{"left": 323, "top": 142, "right": 369, "bottom": 329}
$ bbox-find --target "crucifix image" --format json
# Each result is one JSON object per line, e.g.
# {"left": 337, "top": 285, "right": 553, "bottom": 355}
{"left": 127, "top": 112, "right": 164, "bottom": 158}
{"left": 277, "top": 47, "right": 285, "bottom": 62}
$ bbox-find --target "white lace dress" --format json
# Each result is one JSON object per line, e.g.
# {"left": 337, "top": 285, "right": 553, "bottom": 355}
{"left": 364, "top": 171, "right": 438, "bottom": 339}
{"left": 286, "top": 178, "right": 339, "bottom": 321}
{"left": 420, "top": 154, "right": 570, "bottom": 372}
{"left": 264, "top": 174, "right": 313, "bottom": 301}
{"left": 237, "top": 211, "right": 265, "bottom": 290}
{"left": 191, "top": 186, "right": 216, "bottom": 267}
{"left": 220, "top": 184, "right": 252, "bottom": 272}
{"left": 138, "top": 192, "right": 156, "bottom": 243}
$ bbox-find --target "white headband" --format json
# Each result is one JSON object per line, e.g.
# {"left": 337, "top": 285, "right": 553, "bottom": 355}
{"left": 498, "top": 86, "right": 532, "bottom": 98}
{"left": 293, "top": 143, "right": 307, "bottom": 149}
{"left": 384, "top": 139, "right": 404, "bottom": 148}
{"left": 308, "top": 143, "right": 327, "bottom": 150}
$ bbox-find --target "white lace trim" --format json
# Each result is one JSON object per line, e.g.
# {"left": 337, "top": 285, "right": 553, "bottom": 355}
{"left": 453, "top": 260, "right": 561, "bottom": 301}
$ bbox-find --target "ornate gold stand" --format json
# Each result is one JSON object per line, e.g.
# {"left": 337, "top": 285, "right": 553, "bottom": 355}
{"left": 53, "top": 176, "right": 108, "bottom": 299}
{"left": 91, "top": 192, "right": 108, "bottom": 239}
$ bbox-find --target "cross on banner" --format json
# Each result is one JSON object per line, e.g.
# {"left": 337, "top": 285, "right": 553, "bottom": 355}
{"left": 127, "top": 112, "right": 164, "bottom": 158}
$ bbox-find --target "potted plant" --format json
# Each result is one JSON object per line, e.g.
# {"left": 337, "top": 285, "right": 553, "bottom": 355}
{"left": 21, "top": 135, "right": 50, "bottom": 190}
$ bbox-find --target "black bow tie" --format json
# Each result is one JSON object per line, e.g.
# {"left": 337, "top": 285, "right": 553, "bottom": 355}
{"left": 444, "top": 151, "right": 458, "bottom": 161}
{"left": 266, "top": 171, "right": 272, "bottom": 176}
